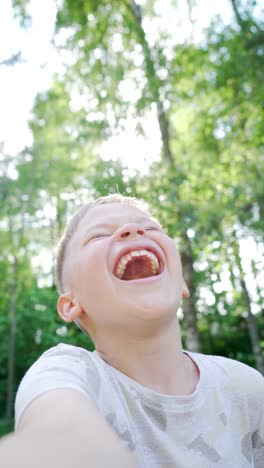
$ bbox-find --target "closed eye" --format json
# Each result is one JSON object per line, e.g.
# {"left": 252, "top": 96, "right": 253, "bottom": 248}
{"left": 145, "top": 226, "right": 162, "bottom": 232}
{"left": 84, "top": 234, "right": 110, "bottom": 245}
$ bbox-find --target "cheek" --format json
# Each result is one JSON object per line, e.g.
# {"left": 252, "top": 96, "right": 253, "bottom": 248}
{"left": 169, "top": 244, "right": 183, "bottom": 277}
{"left": 152, "top": 235, "right": 182, "bottom": 276}
{"left": 74, "top": 242, "right": 111, "bottom": 296}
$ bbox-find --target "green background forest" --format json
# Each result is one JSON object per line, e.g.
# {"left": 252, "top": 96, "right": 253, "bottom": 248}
{"left": 0, "top": 0, "right": 263, "bottom": 436}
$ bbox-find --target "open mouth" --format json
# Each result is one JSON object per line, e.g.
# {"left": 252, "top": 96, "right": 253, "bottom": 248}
{"left": 113, "top": 249, "right": 163, "bottom": 281}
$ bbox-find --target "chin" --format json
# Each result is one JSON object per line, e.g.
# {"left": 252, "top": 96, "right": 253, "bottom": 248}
{"left": 129, "top": 293, "right": 181, "bottom": 320}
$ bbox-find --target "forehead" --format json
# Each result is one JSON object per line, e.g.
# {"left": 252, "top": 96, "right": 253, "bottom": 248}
{"left": 78, "top": 202, "right": 154, "bottom": 233}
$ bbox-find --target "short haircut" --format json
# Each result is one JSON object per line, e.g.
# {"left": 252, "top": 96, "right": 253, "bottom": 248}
{"left": 55, "top": 193, "right": 150, "bottom": 294}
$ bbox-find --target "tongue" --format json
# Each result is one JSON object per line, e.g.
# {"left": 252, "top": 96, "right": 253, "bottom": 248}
{"left": 122, "top": 257, "right": 154, "bottom": 281}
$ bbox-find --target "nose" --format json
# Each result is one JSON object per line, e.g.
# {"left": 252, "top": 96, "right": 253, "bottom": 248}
{"left": 115, "top": 223, "right": 145, "bottom": 241}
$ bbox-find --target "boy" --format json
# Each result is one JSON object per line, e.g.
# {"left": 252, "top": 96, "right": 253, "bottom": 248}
{"left": 1, "top": 194, "right": 263, "bottom": 468}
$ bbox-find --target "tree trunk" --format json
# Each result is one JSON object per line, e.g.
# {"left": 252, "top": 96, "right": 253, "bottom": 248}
{"left": 5, "top": 257, "right": 18, "bottom": 422}
{"left": 232, "top": 237, "right": 264, "bottom": 374}
{"left": 181, "top": 234, "right": 201, "bottom": 351}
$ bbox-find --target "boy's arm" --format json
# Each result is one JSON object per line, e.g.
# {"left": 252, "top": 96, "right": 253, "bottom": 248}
{"left": 0, "top": 389, "right": 136, "bottom": 468}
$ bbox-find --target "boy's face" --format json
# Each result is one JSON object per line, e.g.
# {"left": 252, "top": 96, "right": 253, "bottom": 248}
{"left": 64, "top": 203, "right": 187, "bottom": 336}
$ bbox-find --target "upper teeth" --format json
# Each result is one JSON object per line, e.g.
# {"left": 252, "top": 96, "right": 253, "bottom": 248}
{"left": 115, "top": 249, "right": 159, "bottom": 279}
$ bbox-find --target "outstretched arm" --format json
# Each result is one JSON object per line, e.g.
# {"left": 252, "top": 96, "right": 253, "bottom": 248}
{"left": 0, "top": 389, "right": 136, "bottom": 468}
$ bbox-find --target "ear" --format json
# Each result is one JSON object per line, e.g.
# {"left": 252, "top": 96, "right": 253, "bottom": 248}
{"left": 57, "top": 292, "right": 83, "bottom": 323}
{"left": 182, "top": 279, "right": 190, "bottom": 299}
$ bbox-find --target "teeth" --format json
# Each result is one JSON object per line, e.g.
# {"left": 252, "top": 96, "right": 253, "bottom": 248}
{"left": 115, "top": 249, "right": 160, "bottom": 279}
{"left": 116, "top": 265, "right": 126, "bottom": 278}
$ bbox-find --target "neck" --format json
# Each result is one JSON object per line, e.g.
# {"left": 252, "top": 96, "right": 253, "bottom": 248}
{"left": 95, "top": 316, "right": 200, "bottom": 396}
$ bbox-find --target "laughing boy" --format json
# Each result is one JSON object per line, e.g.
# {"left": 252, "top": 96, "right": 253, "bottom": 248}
{"left": 1, "top": 194, "right": 263, "bottom": 468}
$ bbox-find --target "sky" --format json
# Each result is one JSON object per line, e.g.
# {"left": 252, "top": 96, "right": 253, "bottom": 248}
{"left": 0, "top": 0, "right": 57, "bottom": 158}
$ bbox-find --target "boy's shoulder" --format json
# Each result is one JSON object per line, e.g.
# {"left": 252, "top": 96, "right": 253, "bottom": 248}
{"left": 18, "top": 343, "right": 99, "bottom": 399}
{"left": 36, "top": 342, "right": 100, "bottom": 379}
{"left": 15, "top": 343, "right": 99, "bottom": 429}
{"left": 40, "top": 342, "right": 93, "bottom": 361}
{"left": 193, "top": 351, "right": 264, "bottom": 398}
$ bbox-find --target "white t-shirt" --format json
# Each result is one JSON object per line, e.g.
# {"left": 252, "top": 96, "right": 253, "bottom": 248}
{"left": 15, "top": 344, "right": 264, "bottom": 467}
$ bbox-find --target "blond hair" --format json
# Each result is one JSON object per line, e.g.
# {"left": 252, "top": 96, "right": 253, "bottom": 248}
{"left": 55, "top": 193, "right": 150, "bottom": 294}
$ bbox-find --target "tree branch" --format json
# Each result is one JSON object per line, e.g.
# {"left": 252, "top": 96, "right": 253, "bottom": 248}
{"left": 230, "top": 0, "right": 246, "bottom": 31}
{"left": 0, "top": 51, "right": 23, "bottom": 67}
